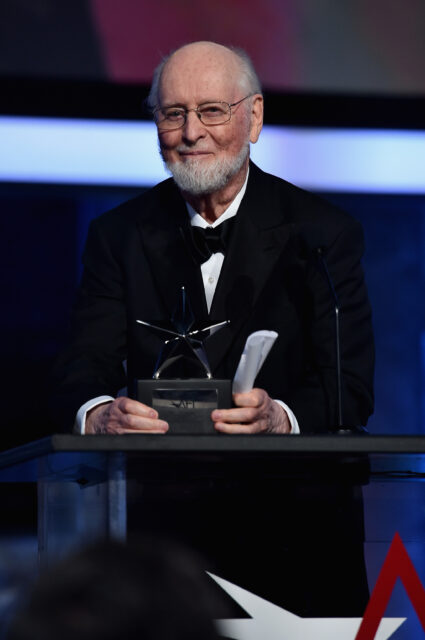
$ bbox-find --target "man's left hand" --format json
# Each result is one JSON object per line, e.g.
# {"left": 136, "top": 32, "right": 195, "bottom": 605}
{"left": 211, "top": 388, "right": 291, "bottom": 434}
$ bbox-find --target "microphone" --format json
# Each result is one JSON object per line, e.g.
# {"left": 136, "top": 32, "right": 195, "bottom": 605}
{"left": 302, "top": 230, "right": 361, "bottom": 434}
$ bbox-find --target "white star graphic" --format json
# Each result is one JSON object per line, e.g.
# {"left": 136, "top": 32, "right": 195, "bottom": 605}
{"left": 209, "top": 573, "right": 406, "bottom": 640}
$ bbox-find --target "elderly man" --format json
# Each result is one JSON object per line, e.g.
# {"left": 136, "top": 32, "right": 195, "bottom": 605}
{"left": 52, "top": 41, "right": 374, "bottom": 437}
{"left": 51, "top": 41, "right": 373, "bottom": 617}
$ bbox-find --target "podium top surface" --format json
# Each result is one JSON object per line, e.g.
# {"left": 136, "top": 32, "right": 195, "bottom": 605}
{"left": 2, "top": 434, "right": 425, "bottom": 469}
{"left": 2, "top": 435, "right": 425, "bottom": 483}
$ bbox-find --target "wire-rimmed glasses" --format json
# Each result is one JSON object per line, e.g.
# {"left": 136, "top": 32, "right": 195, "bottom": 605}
{"left": 153, "top": 94, "right": 254, "bottom": 131}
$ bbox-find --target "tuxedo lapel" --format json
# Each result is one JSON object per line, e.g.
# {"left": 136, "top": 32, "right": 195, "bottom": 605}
{"left": 205, "top": 163, "right": 294, "bottom": 373}
{"left": 136, "top": 181, "right": 208, "bottom": 324}
{"left": 136, "top": 166, "right": 295, "bottom": 375}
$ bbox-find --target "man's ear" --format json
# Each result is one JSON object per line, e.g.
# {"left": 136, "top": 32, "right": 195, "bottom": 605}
{"left": 249, "top": 94, "right": 264, "bottom": 144}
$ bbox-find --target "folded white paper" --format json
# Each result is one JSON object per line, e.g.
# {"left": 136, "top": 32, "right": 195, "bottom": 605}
{"left": 232, "top": 330, "right": 278, "bottom": 394}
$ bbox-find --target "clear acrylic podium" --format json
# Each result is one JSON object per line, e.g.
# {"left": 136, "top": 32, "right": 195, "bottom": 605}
{"left": 1, "top": 434, "right": 425, "bottom": 637}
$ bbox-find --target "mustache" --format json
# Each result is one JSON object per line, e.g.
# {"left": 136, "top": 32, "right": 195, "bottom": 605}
{"left": 175, "top": 145, "right": 211, "bottom": 154}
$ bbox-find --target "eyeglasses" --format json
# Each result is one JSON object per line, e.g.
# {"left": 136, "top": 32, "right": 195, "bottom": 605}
{"left": 153, "top": 94, "right": 254, "bottom": 131}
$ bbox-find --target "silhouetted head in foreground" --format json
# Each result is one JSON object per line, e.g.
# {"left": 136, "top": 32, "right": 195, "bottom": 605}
{"left": 7, "top": 537, "right": 220, "bottom": 640}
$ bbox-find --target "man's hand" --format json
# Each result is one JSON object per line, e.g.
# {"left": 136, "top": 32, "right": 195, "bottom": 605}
{"left": 85, "top": 397, "right": 169, "bottom": 435}
{"left": 211, "top": 388, "right": 291, "bottom": 434}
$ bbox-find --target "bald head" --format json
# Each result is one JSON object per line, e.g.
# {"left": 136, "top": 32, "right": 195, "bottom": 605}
{"left": 147, "top": 41, "right": 261, "bottom": 110}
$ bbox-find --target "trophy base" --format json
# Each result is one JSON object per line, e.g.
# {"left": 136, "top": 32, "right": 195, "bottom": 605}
{"left": 134, "top": 379, "right": 232, "bottom": 434}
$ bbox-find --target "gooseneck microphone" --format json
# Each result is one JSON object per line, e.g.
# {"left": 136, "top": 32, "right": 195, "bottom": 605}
{"left": 302, "top": 229, "right": 355, "bottom": 433}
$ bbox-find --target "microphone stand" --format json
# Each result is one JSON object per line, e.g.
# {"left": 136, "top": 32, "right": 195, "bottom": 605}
{"left": 314, "top": 248, "right": 345, "bottom": 431}
{"left": 313, "top": 247, "right": 368, "bottom": 433}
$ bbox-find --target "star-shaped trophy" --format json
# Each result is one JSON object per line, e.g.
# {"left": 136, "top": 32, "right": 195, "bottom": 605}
{"left": 134, "top": 287, "right": 232, "bottom": 434}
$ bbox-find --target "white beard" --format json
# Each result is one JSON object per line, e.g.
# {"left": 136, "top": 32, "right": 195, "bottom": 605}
{"left": 162, "top": 141, "right": 250, "bottom": 196}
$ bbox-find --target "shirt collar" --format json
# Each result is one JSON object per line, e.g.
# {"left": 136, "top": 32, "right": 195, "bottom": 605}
{"left": 186, "top": 167, "right": 249, "bottom": 229}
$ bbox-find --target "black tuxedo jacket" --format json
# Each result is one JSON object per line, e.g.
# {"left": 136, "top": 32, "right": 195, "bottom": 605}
{"left": 51, "top": 163, "right": 374, "bottom": 433}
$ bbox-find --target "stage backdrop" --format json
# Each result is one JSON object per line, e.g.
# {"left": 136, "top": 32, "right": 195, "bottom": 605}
{"left": 0, "top": 0, "right": 424, "bottom": 94}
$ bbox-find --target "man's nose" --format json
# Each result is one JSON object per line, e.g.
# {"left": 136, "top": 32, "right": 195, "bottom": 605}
{"left": 181, "top": 110, "right": 206, "bottom": 142}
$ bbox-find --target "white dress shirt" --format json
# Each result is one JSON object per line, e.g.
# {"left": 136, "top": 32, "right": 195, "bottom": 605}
{"left": 76, "top": 171, "right": 300, "bottom": 434}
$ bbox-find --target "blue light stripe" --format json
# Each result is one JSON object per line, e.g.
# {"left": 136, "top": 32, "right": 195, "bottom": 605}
{"left": 0, "top": 116, "right": 424, "bottom": 192}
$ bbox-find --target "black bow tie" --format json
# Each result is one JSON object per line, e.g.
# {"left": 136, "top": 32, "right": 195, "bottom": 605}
{"left": 190, "top": 218, "right": 236, "bottom": 264}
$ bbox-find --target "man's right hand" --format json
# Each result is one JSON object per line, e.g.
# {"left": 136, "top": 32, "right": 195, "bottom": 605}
{"left": 85, "top": 397, "right": 169, "bottom": 434}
